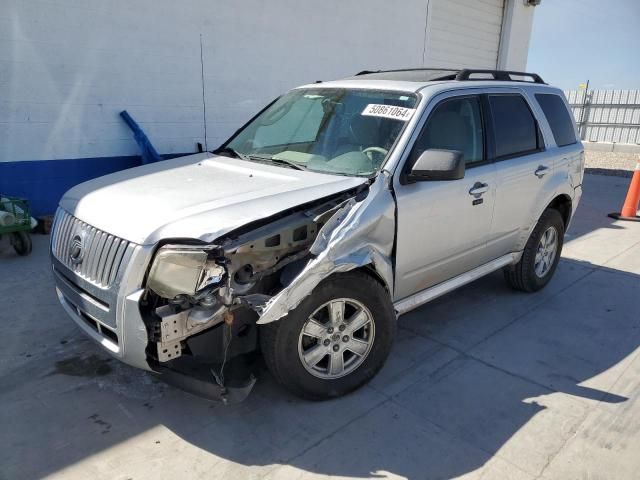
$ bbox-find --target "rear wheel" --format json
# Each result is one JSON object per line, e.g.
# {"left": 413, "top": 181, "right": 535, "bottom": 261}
{"left": 504, "top": 208, "right": 564, "bottom": 292}
{"left": 260, "top": 272, "right": 396, "bottom": 400}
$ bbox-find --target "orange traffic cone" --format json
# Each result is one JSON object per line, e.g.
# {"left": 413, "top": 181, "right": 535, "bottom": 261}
{"left": 609, "top": 160, "right": 640, "bottom": 222}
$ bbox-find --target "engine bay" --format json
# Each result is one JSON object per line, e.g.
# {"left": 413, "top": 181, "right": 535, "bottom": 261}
{"left": 139, "top": 188, "right": 363, "bottom": 374}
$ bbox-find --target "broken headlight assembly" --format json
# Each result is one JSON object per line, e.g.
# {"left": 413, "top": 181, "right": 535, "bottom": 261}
{"left": 145, "top": 244, "right": 231, "bottom": 364}
{"left": 147, "top": 244, "right": 226, "bottom": 300}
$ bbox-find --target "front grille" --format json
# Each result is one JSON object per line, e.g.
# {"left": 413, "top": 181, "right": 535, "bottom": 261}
{"left": 51, "top": 209, "right": 130, "bottom": 288}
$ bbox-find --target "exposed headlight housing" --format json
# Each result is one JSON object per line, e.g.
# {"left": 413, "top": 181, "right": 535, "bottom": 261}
{"left": 147, "top": 245, "right": 225, "bottom": 299}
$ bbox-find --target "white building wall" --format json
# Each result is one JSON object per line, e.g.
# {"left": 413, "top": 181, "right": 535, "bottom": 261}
{"left": 498, "top": 0, "right": 537, "bottom": 71}
{"left": 425, "top": 0, "right": 506, "bottom": 69}
{"left": 2, "top": 1, "right": 212, "bottom": 162}
{"left": 1, "top": 0, "right": 430, "bottom": 163}
{"left": 0, "top": 0, "right": 536, "bottom": 164}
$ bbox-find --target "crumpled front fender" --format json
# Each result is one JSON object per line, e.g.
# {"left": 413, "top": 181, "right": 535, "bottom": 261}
{"left": 256, "top": 172, "right": 395, "bottom": 325}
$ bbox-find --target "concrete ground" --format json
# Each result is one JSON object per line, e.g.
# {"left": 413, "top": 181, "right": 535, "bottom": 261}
{"left": 1, "top": 173, "right": 639, "bottom": 480}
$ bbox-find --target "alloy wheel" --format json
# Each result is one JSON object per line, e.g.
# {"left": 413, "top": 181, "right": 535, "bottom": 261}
{"left": 297, "top": 298, "right": 375, "bottom": 379}
{"left": 534, "top": 226, "right": 558, "bottom": 278}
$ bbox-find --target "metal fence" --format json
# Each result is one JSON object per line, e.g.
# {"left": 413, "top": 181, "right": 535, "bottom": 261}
{"left": 565, "top": 89, "right": 640, "bottom": 145}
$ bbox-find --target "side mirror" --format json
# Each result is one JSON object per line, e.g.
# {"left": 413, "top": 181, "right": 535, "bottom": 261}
{"left": 407, "top": 149, "right": 465, "bottom": 182}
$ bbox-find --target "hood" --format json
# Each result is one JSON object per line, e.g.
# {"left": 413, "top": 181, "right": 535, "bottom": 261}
{"left": 60, "top": 153, "right": 367, "bottom": 245}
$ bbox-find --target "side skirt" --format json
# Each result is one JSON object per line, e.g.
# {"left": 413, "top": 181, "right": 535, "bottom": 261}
{"left": 393, "top": 252, "right": 522, "bottom": 316}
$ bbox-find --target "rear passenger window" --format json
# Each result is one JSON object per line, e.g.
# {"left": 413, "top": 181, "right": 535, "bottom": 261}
{"left": 535, "top": 94, "right": 577, "bottom": 147}
{"left": 489, "top": 95, "right": 541, "bottom": 158}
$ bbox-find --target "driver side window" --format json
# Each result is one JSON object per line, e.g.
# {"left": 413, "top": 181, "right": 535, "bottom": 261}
{"left": 411, "top": 96, "right": 484, "bottom": 166}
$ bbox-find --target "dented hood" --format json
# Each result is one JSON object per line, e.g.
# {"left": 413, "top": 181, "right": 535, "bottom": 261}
{"left": 60, "top": 153, "right": 367, "bottom": 245}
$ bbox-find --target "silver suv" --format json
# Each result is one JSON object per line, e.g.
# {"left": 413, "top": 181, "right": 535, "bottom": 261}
{"left": 51, "top": 69, "right": 584, "bottom": 402}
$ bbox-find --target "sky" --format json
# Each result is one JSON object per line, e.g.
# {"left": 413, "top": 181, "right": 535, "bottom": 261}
{"left": 526, "top": 0, "right": 640, "bottom": 91}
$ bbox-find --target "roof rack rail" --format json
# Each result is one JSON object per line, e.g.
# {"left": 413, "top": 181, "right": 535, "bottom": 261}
{"left": 354, "top": 68, "right": 545, "bottom": 84}
{"left": 455, "top": 69, "right": 546, "bottom": 84}
{"left": 355, "top": 67, "right": 459, "bottom": 76}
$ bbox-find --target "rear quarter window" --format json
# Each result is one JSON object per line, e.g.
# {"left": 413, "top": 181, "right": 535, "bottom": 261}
{"left": 489, "top": 94, "right": 542, "bottom": 159}
{"left": 535, "top": 93, "right": 578, "bottom": 147}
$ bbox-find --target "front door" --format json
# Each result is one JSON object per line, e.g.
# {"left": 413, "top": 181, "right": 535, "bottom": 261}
{"left": 393, "top": 93, "right": 497, "bottom": 301}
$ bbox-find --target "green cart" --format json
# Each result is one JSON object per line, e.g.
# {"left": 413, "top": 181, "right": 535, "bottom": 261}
{"left": 0, "top": 195, "right": 32, "bottom": 256}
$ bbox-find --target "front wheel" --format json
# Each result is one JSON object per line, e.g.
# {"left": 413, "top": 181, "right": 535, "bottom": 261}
{"left": 260, "top": 272, "right": 396, "bottom": 400}
{"left": 504, "top": 208, "right": 564, "bottom": 292}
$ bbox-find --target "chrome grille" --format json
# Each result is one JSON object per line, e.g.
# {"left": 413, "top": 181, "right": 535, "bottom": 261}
{"left": 51, "top": 209, "right": 130, "bottom": 288}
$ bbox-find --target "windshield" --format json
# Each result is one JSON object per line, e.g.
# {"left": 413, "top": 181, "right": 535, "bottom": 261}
{"left": 221, "top": 88, "right": 419, "bottom": 176}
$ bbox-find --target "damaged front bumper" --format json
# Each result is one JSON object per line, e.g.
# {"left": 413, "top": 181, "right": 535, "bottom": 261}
{"left": 153, "top": 358, "right": 257, "bottom": 404}
{"left": 51, "top": 240, "right": 154, "bottom": 373}
{"left": 53, "top": 173, "right": 397, "bottom": 403}
{"left": 53, "top": 252, "right": 257, "bottom": 403}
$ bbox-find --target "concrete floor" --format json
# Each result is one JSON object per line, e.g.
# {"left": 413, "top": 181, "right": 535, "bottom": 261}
{"left": 1, "top": 173, "right": 639, "bottom": 480}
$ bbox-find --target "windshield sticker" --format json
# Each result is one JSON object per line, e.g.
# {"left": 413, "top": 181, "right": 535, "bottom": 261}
{"left": 362, "top": 104, "right": 415, "bottom": 121}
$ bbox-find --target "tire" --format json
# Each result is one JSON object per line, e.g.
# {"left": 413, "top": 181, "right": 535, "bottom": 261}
{"left": 504, "top": 208, "right": 564, "bottom": 292}
{"left": 11, "top": 231, "right": 32, "bottom": 256}
{"left": 260, "top": 271, "right": 396, "bottom": 400}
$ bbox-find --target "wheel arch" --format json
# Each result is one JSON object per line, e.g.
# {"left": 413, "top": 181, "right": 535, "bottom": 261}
{"left": 351, "top": 264, "right": 392, "bottom": 293}
{"left": 546, "top": 193, "right": 573, "bottom": 227}
{"left": 518, "top": 192, "right": 573, "bottom": 252}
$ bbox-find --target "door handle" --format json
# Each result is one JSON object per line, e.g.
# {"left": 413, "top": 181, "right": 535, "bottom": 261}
{"left": 535, "top": 165, "right": 550, "bottom": 178}
{"left": 468, "top": 182, "right": 489, "bottom": 196}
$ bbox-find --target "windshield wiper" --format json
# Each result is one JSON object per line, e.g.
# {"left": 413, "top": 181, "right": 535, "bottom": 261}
{"left": 213, "top": 147, "right": 251, "bottom": 161}
{"left": 242, "top": 153, "right": 307, "bottom": 171}
{"left": 262, "top": 157, "right": 306, "bottom": 171}
{"left": 214, "top": 148, "right": 306, "bottom": 171}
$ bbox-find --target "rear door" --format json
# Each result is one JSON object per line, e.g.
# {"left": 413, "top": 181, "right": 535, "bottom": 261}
{"left": 534, "top": 92, "right": 584, "bottom": 191}
{"left": 393, "top": 91, "right": 497, "bottom": 300}
{"left": 485, "top": 90, "right": 555, "bottom": 259}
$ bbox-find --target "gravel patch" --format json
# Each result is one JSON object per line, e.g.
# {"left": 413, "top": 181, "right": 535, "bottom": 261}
{"left": 584, "top": 151, "right": 638, "bottom": 178}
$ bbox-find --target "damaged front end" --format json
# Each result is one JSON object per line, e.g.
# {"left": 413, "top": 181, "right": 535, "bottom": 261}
{"left": 140, "top": 173, "right": 396, "bottom": 403}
